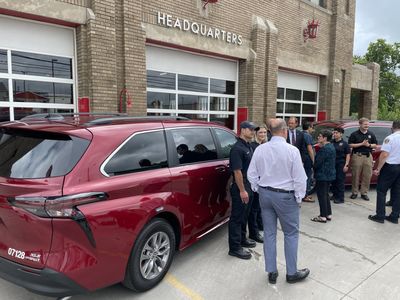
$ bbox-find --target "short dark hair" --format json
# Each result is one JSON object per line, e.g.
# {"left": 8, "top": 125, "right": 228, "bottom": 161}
{"left": 302, "top": 121, "right": 313, "bottom": 131}
{"left": 393, "top": 121, "right": 400, "bottom": 129}
{"left": 333, "top": 127, "right": 344, "bottom": 134}
{"left": 319, "top": 129, "right": 332, "bottom": 140}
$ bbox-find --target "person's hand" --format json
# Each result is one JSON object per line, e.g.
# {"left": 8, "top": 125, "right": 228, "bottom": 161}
{"left": 343, "top": 165, "right": 349, "bottom": 172}
{"left": 240, "top": 191, "right": 249, "bottom": 204}
{"left": 362, "top": 139, "right": 370, "bottom": 147}
{"left": 373, "top": 169, "right": 380, "bottom": 176}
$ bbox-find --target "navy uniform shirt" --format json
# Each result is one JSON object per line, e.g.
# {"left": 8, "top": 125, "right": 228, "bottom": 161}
{"left": 229, "top": 137, "right": 253, "bottom": 182}
{"left": 348, "top": 129, "right": 377, "bottom": 154}
{"left": 332, "top": 139, "right": 350, "bottom": 164}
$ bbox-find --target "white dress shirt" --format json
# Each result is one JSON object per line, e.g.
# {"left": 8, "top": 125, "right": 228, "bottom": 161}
{"left": 247, "top": 136, "right": 307, "bottom": 203}
{"left": 381, "top": 131, "right": 400, "bottom": 164}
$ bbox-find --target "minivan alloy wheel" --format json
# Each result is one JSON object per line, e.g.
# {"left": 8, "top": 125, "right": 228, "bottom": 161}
{"left": 140, "top": 232, "right": 170, "bottom": 280}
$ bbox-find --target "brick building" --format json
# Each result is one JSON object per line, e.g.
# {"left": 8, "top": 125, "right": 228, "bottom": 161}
{"left": 0, "top": 0, "right": 379, "bottom": 129}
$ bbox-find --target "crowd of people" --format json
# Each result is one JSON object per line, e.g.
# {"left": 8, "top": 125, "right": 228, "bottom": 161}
{"left": 227, "top": 117, "right": 400, "bottom": 285}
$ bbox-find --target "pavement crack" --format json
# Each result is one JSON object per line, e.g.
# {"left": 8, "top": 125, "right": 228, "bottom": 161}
{"left": 300, "top": 230, "right": 376, "bottom": 265}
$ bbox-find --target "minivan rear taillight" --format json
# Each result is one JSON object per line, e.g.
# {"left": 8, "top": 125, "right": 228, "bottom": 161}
{"left": 7, "top": 192, "right": 108, "bottom": 218}
{"left": 7, "top": 192, "right": 107, "bottom": 248}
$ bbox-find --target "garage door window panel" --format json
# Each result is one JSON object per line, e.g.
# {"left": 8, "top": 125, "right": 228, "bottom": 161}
{"left": 210, "top": 79, "right": 235, "bottom": 95}
{"left": 147, "top": 92, "right": 176, "bottom": 109}
{"left": 178, "top": 75, "right": 208, "bottom": 93}
{"left": 0, "top": 79, "right": 8, "bottom": 102}
{"left": 147, "top": 70, "right": 176, "bottom": 89}
{"left": 0, "top": 50, "right": 7, "bottom": 73}
{"left": 13, "top": 80, "right": 73, "bottom": 104}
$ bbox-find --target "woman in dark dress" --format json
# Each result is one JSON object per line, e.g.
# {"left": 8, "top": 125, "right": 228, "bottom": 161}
{"left": 248, "top": 124, "right": 268, "bottom": 239}
{"left": 312, "top": 129, "right": 336, "bottom": 223}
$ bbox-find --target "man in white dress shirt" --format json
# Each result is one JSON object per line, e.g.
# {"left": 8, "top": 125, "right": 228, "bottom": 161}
{"left": 248, "top": 118, "right": 310, "bottom": 284}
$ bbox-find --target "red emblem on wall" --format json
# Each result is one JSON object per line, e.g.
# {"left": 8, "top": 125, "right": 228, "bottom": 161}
{"left": 303, "top": 19, "right": 320, "bottom": 42}
{"left": 202, "top": 0, "right": 218, "bottom": 9}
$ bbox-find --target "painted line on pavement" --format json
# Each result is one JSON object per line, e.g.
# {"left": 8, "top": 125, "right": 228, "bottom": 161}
{"left": 165, "top": 273, "right": 204, "bottom": 300}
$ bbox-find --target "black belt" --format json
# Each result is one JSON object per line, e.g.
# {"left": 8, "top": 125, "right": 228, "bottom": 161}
{"left": 353, "top": 152, "right": 370, "bottom": 157}
{"left": 264, "top": 186, "right": 294, "bottom": 194}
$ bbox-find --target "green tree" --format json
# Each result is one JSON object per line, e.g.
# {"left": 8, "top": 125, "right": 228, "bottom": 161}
{"left": 353, "top": 39, "right": 400, "bottom": 118}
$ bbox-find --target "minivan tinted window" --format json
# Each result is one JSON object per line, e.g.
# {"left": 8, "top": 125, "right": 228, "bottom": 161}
{"left": 104, "top": 130, "right": 168, "bottom": 176}
{"left": 0, "top": 128, "right": 90, "bottom": 179}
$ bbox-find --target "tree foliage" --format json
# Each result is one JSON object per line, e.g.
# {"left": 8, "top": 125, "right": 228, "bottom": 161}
{"left": 353, "top": 39, "right": 400, "bottom": 118}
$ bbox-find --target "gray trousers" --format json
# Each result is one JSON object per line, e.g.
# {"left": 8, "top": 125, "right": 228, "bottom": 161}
{"left": 258, "top": 187, "right": 300, "bottom": 276}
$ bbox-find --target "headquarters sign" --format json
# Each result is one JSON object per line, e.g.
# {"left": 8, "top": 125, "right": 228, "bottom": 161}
{"left": 157, "top": 12, "right": 243, "bottom": 46}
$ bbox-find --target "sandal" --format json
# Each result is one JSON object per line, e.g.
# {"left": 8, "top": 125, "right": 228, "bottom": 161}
{"left": 311, "top": 216, "right": 327, "bottom": 223}
{"left": 302, "top": 196, "right": 315, "bottom": 203}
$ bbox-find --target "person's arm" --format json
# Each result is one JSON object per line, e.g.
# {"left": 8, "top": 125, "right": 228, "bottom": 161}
{"left": 292, "top": 150, "right": 307, "bottom": 203}
{"left": 343, "top": 153, "right": 351, "bottom": 172}
{"left": 247, "top": 149, "right": 260, "bottom": 193}
{"left": 348, "top": 133, "right": 368, "bottom": 149}
{"left": 373, "top": 151, "right": 389, "bottom": 176}
{"left": 307, "top": 144, "right": 314, "bottom": 163}
{"left": 233, "top": 170, "right": 249, "bottom": 204}
{"left": 369, "top": 133, "right": 378, "bottom": 149}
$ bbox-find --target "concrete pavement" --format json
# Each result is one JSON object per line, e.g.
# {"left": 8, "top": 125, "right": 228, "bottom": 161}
{"left": 1, "top": 187, "right": 399, "bottom": 300}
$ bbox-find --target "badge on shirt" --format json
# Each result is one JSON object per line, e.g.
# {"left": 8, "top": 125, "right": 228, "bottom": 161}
{"left": 339, "top": 142, "right": 343, "bottom": 146}
{"left": 384, "top": 138, "right": 390, "bottom": 144}
{"left": 368, "top": 135, "right": 371, "bottom": 139}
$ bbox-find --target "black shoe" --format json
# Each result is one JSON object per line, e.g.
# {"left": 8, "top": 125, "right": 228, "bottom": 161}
{"left": 368, "top": 215, "right": 384, "bottom": 224}
{"left": 249, "top": 233, "right": 264, "bottom": 243}
{"left": 286, "top": 268, "right": 310, "bottom": 283}
{"left": 361, "top": 194, "right": 370, "bottom": 201}
{"left": 350, "top": 194, "right": 358, "bottom": 199}
{"left": 385, "top": 215, "right": 399, "bottom": 224}
{"left": 334, "top": 199, "right": 344, "bottom": 204}
{"left": 241, "top": 238, "right": 256, "bottom": 248}
{"left": 329, "top": 195, "right": 335, "bottom": 201}
{"left": 268, "top": 271, "right": 279, "bottom": 284}
{"left": 386, "top": 201, "right": 393, "bottom": 207}
{"left": 228, "top": 248, "right": 252, "bottom": 260}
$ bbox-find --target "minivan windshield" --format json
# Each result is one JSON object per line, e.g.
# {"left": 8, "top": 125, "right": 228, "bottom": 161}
{"left": 0, "top": 128, "right": 90, "bottom": 179}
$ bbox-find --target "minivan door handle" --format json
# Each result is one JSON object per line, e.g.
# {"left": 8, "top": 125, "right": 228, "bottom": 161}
{"left": 215, "top": 166, "right": 226, "bottom": 173}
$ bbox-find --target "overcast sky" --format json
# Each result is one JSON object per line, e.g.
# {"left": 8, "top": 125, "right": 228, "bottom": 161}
{"left": 354, "top": 0, "right": 400, "bottom": 56}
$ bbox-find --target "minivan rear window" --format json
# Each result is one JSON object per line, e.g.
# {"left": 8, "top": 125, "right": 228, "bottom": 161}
{"left": 0, "top": 128, "right": 90, "bottom": 179}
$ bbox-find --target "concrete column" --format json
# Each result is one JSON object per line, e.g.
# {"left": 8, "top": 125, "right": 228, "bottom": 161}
{"left": 362, "top": 62, "right": 380, "bottom": 119}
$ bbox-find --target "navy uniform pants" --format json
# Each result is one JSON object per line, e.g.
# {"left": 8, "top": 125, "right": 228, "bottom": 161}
{"left": 376, "top": 163, "right": 400, "bottom": 219}
{"left": 228, "top": 181, "right": 253, "bottom": 251}
{"left": 331, "top": 162, "right": 346, "bottom": 202}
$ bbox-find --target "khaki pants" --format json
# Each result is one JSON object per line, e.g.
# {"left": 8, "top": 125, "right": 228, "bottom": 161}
{"left": 351, "top": 154, "right": 373, "bottom": 195}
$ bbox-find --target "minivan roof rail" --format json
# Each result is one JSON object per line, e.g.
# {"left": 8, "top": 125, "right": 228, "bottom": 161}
{"left": 85, "top": 116, "right": 190, "bottom": 125}
{"left": 20, "top": 112, "right": 127, "bottom": 122}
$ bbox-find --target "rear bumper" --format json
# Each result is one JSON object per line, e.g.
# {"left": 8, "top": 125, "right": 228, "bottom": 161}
{"left": 0, "top": 256, "right": 87, "bottom": 297}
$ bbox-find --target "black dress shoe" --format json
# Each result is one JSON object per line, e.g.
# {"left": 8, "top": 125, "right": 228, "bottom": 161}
{"left": 334, "top": 199, "right": 344, "bottom": 204}
{"left": 241, "top": 238, "right": 256, "bottom": 248}
{"left": 350, "top": 194, "right": 358, "bottom": 199}
{"left": 386, "top": 201, "right": 393, "bottom": 207}
{"left": 249, "top": 233, "right": 264, "bottom": 243}
{"left": 329, "top": 195, "right": 335, "bottom": 201}
{"left": 268, "top": 271, "right": 279, "bottom": 284}
{"left": 385, "top": 215, "right": 399, "bottom": 224}
{"left": 286, "top": 268, "right": 310, "bottom": 283}
{"left": 228, "top": 248, "right": 251, "bottom": 260}
{"left": 361, "top": 194, "right": 370, "bottom": 201}
{"left": 368, "top": 215, "right": 384, "bottom": 223}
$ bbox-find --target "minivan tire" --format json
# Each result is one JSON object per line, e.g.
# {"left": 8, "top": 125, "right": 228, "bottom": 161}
{"left": 123, "top": 218, "right": 176, "bottom": 292}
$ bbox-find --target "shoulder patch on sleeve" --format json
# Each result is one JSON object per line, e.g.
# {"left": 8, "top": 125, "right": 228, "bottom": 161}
{"left": 384, "top": 138, "right": 390, "bottom": 144}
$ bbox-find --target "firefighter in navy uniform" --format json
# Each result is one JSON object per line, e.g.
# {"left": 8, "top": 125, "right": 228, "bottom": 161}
{"left": 228, "top": 121, "right": 257, "bottom": 259}
{"left": 331, "top": 127, "right": 351, "bottom": 204}
{"left": 368, "top": 120, "right": 400, "bottom": 224}
{"left": 348, "top": 118, "right": 377, "bottom": 200}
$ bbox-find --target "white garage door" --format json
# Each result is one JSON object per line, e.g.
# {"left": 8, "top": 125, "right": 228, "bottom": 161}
{"left": 0, "top": 16, "right": 76, "bottom": 121}
{"left": 146, "top": 46, "right": 238, "bottom": 129}
{"left": 277, "top": 70, "right": 319, "bottom": 123}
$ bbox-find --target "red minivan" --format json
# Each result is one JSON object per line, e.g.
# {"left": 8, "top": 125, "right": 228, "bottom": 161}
{"left": 0, "top": 115, "right": 237, "bottom": 297}
{"left": 313, "top": 120, "right": 393, "bottom": 185}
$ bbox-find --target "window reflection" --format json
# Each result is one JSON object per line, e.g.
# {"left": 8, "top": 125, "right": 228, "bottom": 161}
{"left": 147, "top": 92, "right": 176, "bottom": 109}
{"left": 276, "top": 101, "right": 284, "bottom": 113}
{"left": 178, "top": 114, "right": 207, "bottom": 122}
{"left": 178, "top": 75, "right": 208, "bottom": 92}
{"left": 0, "top": 79, "right": 8, "bottom": 102}
{"left": 178, "top": 95, "right": 208, "bottom": 111}
{"left": 302, "top": 104, "right": 316, "bottom": 114}
{"left": 147, "top": 70, "right": 176, "bottom": 89}
{"left": 0, "top": 50, "right": 7, "bottom": 73}
{"left": 12, "top": 51, "right": 72, "bottom": 79}
{"left": 303, "top": 91, "right": 317, "bottom": 102}
{"left": 13, "top": 80, "right": 73, "bottom": 104}
{"left": 210, "top": 78, "right": 235, "bottom": 95}
{"left": 0, "top": 107, "right": 10, "bottom": 122}
{"left": 13, "top": 108, "right": 73, "bottom": 120}
{"left": 285, "top": 103, "right": 301, "bottom": 114}
{"left": 210, "top": 97, "right": 234, "bottom": 111}
{"left": 210, "top": 114, "right": 234, "bottom": 129}
{"left": 286, "top": 89, "right": 301, "bottom": 101}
